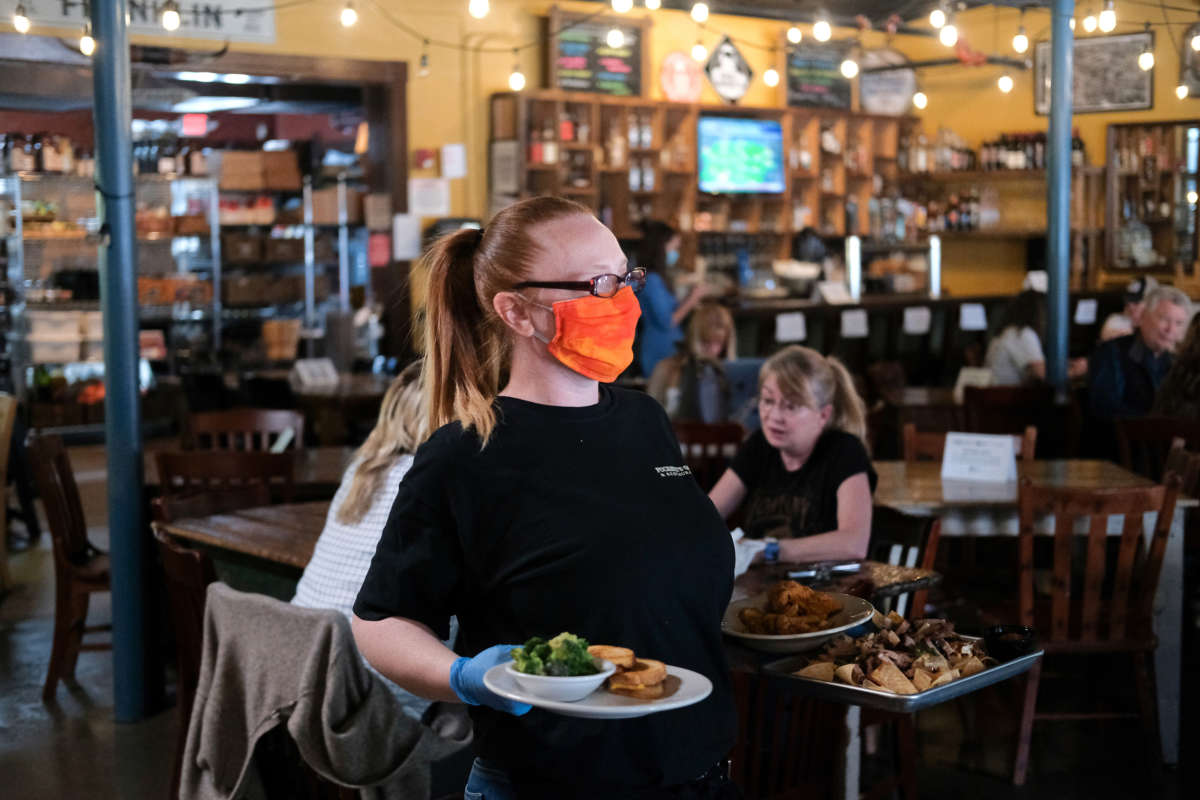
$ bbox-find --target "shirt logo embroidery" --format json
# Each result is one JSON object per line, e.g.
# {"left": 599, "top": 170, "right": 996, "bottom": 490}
{"left": 655, "top": 465, "right": 693, "bottom": 478}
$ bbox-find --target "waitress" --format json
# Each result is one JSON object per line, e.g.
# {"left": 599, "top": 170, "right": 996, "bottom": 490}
{"left": 636, "top": 220, "right": 708, "bottom": 377}
{"left": 352, "top": 197, "right": 737, "bottom": 799}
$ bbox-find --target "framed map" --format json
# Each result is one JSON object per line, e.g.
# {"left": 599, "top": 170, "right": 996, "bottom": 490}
{"left": 1034, "top": 32, "right": 1153, "bottom": 115}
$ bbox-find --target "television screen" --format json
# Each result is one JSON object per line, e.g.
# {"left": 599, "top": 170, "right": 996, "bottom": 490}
{"left": 698, "top": 116, "right": 786, "bottom": 194}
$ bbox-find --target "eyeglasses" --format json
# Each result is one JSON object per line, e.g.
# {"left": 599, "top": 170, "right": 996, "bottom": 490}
{"left": 514, "top": 267, "right": 646, "bottom": 298}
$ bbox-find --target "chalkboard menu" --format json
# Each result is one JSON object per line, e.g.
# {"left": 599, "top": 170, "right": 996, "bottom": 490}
{"left": 1034, "top": 32, "right": 1153, "bottom": 114}
{"left": 786, "top": 42, "right": 852, "bottom": 109}
{"left": 547, "top": 9, "right": 646, "bottom": 97}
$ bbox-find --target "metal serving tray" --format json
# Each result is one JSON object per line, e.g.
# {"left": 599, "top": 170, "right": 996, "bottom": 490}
{"left": 761, "top": 649, "right": 1043, "bottom": 713}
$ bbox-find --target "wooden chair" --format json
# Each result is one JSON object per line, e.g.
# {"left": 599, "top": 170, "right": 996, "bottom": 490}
{"left": 1164, "top": 437, "right": 1200, "bottom": 496}
{"left": 1011, "top": 475, "right": 1182, "bottom": 785}
{"left": 155, "top": 450, "right": 296, "bottom": 502}
{"left": 26, "top": 434, "right": 113, "bottom": 702}
{"left": 1115, "top": 416, "right": 1200, "bottom": 482}
{"left": 0, "top": 394, "right": 19, "bottom": 592}
{"left": 962, "top": 385, "right": 1054, "bottom": 456}
{"left": 673, "top": 421, "right": 745, "bottom": 492}
{"left": 188, "top": 408, "right": 305, "bottom": 452}
{"left": 901, "top": 422, "right": 1038, "bottom": 465}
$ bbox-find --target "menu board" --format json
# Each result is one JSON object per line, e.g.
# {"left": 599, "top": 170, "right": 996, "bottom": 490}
{"left": 786, "top": 42, "right": 852, "bottom": 109}
{"left": 549, "top": 12, "right": 644, "bottom": 96}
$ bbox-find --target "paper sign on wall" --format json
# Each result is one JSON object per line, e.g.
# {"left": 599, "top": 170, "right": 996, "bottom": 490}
{"left": 903, "top": 306, "right": 932, "bottom": 335}
{"left": 959, "top": 303, "right": 988, "bottom": 331}
{"left": 441, "top": 144, "right": 467, "bottom": 179}
{"left": 818, "top": 281, "right": 853, "bottom": 304}
{"left": 290, "top": 358, "right": 339, "bottom": 388}
{"left": 775, "top": 312, "right": 807, "bottom": 342}
{"left": 940, "top": 432, "right": 1018, "bottom": 483}
{"left": 1074, "top": 298, "right": 1098, "bottom": 325}
{"left": 841, "top": 309, "right": 869, "bottom": 339}
{"left": 392, "top": 214, "right": 422, "bottom": 261}
{"left": 408, "top": 177, "right": 451, "bottom": 216}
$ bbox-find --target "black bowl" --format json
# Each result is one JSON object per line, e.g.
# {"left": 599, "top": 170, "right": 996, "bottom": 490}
{"left": 983, "top": 625, "right": 1038, "bottom": 662}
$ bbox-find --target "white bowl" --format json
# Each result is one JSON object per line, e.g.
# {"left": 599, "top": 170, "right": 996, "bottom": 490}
{"left": 504, "top": 659, "right": 617, "bottom": 702}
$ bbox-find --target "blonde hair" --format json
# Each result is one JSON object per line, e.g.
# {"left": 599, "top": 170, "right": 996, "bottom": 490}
{"left": 686, "top": 303, "right": 736, "bottom": 360}
{"left": 337, "top": 362, "right": 428, "bottom": 524}
{"left": 422, "top": 196, "right": 593, "bottom": 443}
{"left": 760, "top": 345, "right": 868, "bottom": 443}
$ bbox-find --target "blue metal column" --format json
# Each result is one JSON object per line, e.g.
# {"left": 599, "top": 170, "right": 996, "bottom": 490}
{"left": 1046, "top": 0, "right": 1075, "bottom": 390}
{"left": 91, "top": 0, "right": 150, "bottom": 722}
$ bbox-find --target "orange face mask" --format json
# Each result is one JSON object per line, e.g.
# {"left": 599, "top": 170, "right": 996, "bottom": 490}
{"left": 524, "top": 286, "right": 643, "bottom": 382}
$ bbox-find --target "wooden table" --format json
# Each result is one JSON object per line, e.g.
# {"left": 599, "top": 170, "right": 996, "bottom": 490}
{"left": 874, "top": 459, "right": 1195, "bottom": 764}
{"left": 159, "top": 501, "right": 330, "bottom": 569}
{"left": 143, "top": 446, "right": 354, "bottom": 501}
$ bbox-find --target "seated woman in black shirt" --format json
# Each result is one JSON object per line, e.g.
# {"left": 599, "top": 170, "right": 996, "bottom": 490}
{"left": 709, "top": 345, "right": 875, "bottom": 562}
{"left": 351, "top": 197, "right": 737, "bottom": 799}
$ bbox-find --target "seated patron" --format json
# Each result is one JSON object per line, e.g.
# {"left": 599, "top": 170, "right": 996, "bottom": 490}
{"left": 635, "top": 220, "right": 708, "bottom": 378}
{"left": 708, "top": 346, "right": 876, "bottom": 563}
{"left": 1152, "top": 314, "right": 1200, "bottom": 419}
{"left": 647, "top": 302, "right": 736, "bottom": 422}
{"left": 1089, "top": 286, "right": 1193, "bottom": 421}
{"left": 985, "top": 289, "right": 1086, "bottom": 386}
{"left": 1099, "top": 276, "right": 1157, "bottom": 343}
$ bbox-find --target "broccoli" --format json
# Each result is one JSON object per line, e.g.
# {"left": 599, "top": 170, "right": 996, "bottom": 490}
{"left": 510, "top": 633, "right": 599, "bottom": 676}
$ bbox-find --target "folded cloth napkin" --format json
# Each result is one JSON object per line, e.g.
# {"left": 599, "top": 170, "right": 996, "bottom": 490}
{"left": 730, "top": 528, "right": 766, "bottom": 579}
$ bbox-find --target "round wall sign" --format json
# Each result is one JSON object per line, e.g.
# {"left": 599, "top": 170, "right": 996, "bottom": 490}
{"left": 661, "top": 51, "right": 703, "bottom": 102}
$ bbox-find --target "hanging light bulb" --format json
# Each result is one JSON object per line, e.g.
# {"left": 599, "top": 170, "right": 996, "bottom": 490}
{"left": 1082, "top": 10, "right": 1098, "bottom": 33}
{"left": 606, "top": 27, "right": 624, "bottom": 48}
{"left": 1098, "top": 0, "right": 1116, "bottom": 33}
{"left": 764, "top": 66, "right": 779, "bottom": 87}
{"left": 813, "top": 18, "right": 832, "bottom": 42}
{"left": 1012, "top": 27, "right": 1028, "bottom": 54}
{"left": 691, "top": 39, "right": 708, "bottom": 61}
{"left": 787, "top": 26, "right": 802, "bottom": 44}
{"left": 1177, "top": 83, "right": 1189, "bottom": 100}
{"left": 340, "top": 1, "right": 357, "bottom": 27}
{"left": 913, "top": 90, "right": 928, "bottom": 110}
{"left": 644, "top": 0, "right": 661, "bottom": 9}
{"left": 468, "top": 0, "right": 489, "bottom": 20}
{"left": 611, "top": 0, "right": 632, "bottom": 13}
{"left": 79, "top": 22, "right": 94, "bottom": 56}
{"left": 939, "top": 19, "right": 958, "bottom": 47}
{"left": 1069, "top": 17, "right": 1076, "bottom": 31}
{"left": 1188, "top": 189, "right": 1198, "bottom": 204}
{"left": 1192, "top": 31, "right": 1200, "bottom": 51}
{"left": 508, "top": 50, "right": 526, "bottom": 91}
{"left": 998, "top": 73, "right": 1014, "bottom": 93}
{"left": 840, "top": 57, "right": 858, "bottom": 79}
{"left": 690, "top": 2, "right": 708, "bottom": 23}
{"left": 161, "top": 0, "right": 181, "bottom": 31}
{"left": 929, "top": 7, "right": 946, "bottom": 29}
{"left": 13, "top": 3, "right": 30, "bottom": 33}
{"left": 1138, "top": 46, "right": 1154, "bottom": 71}
{"left": 418, "top": 40, "right": 430, "bottom": 77}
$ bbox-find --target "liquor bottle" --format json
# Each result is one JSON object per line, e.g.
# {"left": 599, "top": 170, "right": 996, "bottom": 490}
{"left": 629, "top": 158, "right": 642, "bottom": 192}
{"left": 188, "top": 145, "right": 208, "bottom": 177}
{"left": 1024, "top": 135, "right": 1035, "bottom": 171}
{"left": 1071, "top": 131, "right": 1085, "bottom": 167}
{"left": 629, "top": 113, "right": 641, "bottom": 150}
{"left": 946, "top": 193, "right": 960, "bottom": 230}
{"left": 158, "top": 135, "right": 177, "bottom": 175}
{"left": 576, "top": 113, "right": 590, "bottom": 144}
{"left": 559, "top": 110, "right": 575, "bottom": 143}
{"left": 641, "top": 158, "right": 655, "bottom": 192}
{"left": 541, "top": 119, "right": 558, "bottom": 165}
{"left": 639, "top": 113, "right": 652, "bottom": 150}
{"left": 529, "top": 126, "right": 543, "bottom": 165}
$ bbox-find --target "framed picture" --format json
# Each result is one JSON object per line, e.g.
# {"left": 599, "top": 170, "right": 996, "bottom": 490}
{"left": 1034, "top": 31, "right": 1154, "bottom": 115}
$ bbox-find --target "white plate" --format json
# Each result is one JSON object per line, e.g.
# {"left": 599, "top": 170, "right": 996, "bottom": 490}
{"left": 483, "top": 662, "right": 713, "bottom": 719}
{"left": 722, "top": 592, "right": 875, "bottom": 653}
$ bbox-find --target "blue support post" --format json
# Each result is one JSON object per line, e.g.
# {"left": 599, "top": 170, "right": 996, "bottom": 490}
{"left": 91, "top": 0, "right": 152, "bottom": 722}
{"left": 1046, "top": 0, "right": 1075, "bottom": 391}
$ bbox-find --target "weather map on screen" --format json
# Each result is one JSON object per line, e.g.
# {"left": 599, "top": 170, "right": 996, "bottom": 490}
{"left": 697, "top": 116, "right": 785, "bottom": 194}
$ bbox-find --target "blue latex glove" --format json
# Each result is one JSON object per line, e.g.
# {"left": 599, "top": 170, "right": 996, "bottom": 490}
{"left": 449, "top": 644, "right": 532, "bottom": 716}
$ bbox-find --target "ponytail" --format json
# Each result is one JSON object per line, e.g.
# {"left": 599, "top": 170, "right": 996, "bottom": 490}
{"left": 823, "top": 356, "right": 868, "bottom": 444}
{"left": 760, "top": 345, "right": 869, "bottom": 446}
{"left": 421, "top": 196, "right": 594, "bottom": 445}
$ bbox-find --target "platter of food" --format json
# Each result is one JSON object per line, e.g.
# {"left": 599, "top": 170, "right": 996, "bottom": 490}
{"left": 762, "top": 612, "right": 1043, "bottom": 713}
{"left": 483, "top": 633, "right": 713, "bottom": 720}
{"left": 722, "top": 581, "right": 875, "bottom": 653}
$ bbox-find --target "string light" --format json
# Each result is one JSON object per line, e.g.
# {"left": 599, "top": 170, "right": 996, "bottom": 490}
{"left": 929, "top": 7, "right": 945, "bottom": 29}
{"left": 418, "top": 40, "right": 430, "bottom": 77}
{"left": 939, "top": 19, "right": 958, "bottom": 47}
{"left": 1177, "top": 83, "right": 1189, "bottom": 100}
{"left": 606, "top": 27, "right": 624, "bottom": 48}
{"left": 340, "top": 1, "right": 357, "bottom": 27}
{"left": 13, "top": 2, "right": 30, "bottom": 33}
{"left": 1082, "top": 8, "right": 1098, "bottom": 33}
{"left": 764, "top": 55, "right": 779, "bottom": 88}
{"left": 1098, "top": 0, "right": 1116, "bottom": 33}
{"left": 840, "top": 56, "right": 858, "bottom": 79}
{"left": 1069, "top": 17, "right": 1075, "bottom": 30}
{"left": 1192, "top": 30, "right": 1200, "bottom": 51}
{"left": 913, "top": 90, "right": 928, "bottom": 110}
{"left": 1188, "top": 190, "right": 1198, "bottom": 204}
{"left": 79, "top": 22, "right": 94, "bottom": 56}
{"left": 1012, "top": 26, "right": 1028, "bottom": 54}
{"left": 508, "top": 49, "right": 525, "bottom": 91}
{"left": 787, "top": 27, "right": 802, "bottom": 44}
{"left": 690, "top": 2, "right": 708, "bottom": 23}
{"left": 611, "top": 0, "right": 632, "bottom": 13}
{"left": 644, "top": 0, "right": 660, "bottom": 9}
{"left": 813, "top": 17, "right": 832, "bottom": 42}
{"left": 161, "top": 0, "right": 181, "bottom": 31}
{"left": 691, "top": 39, "right": 708, "bottom": 61}
{"left": 998, "top": 73, "right": 1014, "bottom": 93}
{"left": 468, "top": 0, "right": 489, "bottom": 20}
{"left": 1138, "top": 30, "right": 1154, "bottom": 71}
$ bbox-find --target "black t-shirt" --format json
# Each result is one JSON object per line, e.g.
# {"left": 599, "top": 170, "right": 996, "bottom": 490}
{"left": 730, "top": 428, "right": 876, "bottom": 540}
{"left": 353, "top": 387, "right": 736, "bottom": 795}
